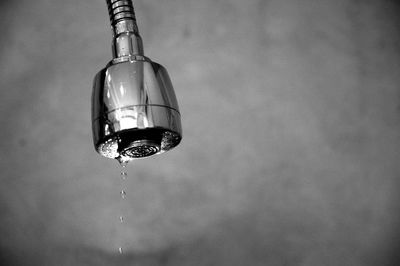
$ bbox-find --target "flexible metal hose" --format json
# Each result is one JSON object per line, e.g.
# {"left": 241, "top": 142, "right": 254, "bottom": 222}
{"left": 106, "top": 0, "right": 136, "bottom": 26}
{"left": 105, "top": 0, "right": 142, "bottom": 56}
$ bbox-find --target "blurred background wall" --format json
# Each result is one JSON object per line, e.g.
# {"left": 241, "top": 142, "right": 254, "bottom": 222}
{"left": 1, "top": 0, "right": 400, "bottom": 265}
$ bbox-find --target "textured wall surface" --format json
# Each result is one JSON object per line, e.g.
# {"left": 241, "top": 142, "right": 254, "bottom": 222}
{"left": 1, "top": 0, "right": 400, "bottom": 265}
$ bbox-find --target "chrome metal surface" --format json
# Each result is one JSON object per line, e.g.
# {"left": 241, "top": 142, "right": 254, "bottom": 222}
{"left": 112, "top": 30, "right": 144, "bottom": 58}
{"left": 108, "top": 0, "right": 143, "bottom": 57}
{"left": 92, "top": 0, "right": 182, "bottom": 160}
{"left": 106, "top": 0, "right": 136, "bottom": 26}
{"left": 122, "top": 140, "right": 160, "bottom": 158}
{"left": 92, "top": 57, "right": 182, "bottom": 159}
{"left": 114, "top": 20, "right": 138, "bottom": 35}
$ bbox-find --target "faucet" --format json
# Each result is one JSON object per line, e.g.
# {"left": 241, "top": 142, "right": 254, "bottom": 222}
{"left": 91, "top": 0, "right": 182, "bottom": 162}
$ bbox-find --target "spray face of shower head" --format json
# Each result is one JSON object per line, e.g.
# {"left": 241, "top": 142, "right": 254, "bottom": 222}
{"left": 92, "top": 56, "right": 182, "bottom": 160}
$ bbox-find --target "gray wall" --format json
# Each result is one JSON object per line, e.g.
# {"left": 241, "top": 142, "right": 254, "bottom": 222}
{"left": 1, "top": 0, "right": 400, "bottom": 265}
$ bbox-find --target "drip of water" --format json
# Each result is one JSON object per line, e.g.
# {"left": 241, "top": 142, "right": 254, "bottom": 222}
{"left": 117, "top": 157, "right": 129, "bottom": 255}
{"left": 117, "top": 156, "right": 130, "bottom": 167}
{"left": 121, "top": 171, "right": 127, "bottom": 180}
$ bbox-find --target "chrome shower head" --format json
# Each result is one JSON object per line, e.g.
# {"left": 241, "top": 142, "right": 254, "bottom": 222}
{"left": 92, "top": 0, "right": 182, "bottom": 161}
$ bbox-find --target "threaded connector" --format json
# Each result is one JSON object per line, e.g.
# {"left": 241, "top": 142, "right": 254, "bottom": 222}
{"left": 106, "top": 0, "right": 136, "bottom": 26}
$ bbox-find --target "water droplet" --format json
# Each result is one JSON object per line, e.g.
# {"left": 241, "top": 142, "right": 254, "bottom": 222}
{"left": 117, "top": 156, "right": 130, "bottom": 167}
{"left": 116, "top": 159, "right": 131, "bottom": 256}
{"left": 121, "top": 171, "right": 127, "bottom": 180}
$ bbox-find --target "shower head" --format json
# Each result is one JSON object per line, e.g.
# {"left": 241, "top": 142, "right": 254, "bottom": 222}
{"left": 92, "top": 0, "right": 182, "bottom": 161}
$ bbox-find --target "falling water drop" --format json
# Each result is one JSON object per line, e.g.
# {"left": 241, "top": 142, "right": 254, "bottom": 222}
{"left": 117, "top": 156, "right": 130, "bottom": 167}
{"left": 117, "top": 157, "right": 130, "bottom": 255}
{"left": 121, "top": 171, "right": 127, "bottom": 180}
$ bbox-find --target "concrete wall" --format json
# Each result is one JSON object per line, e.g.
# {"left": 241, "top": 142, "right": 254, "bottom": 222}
{"left": 1, "top": 0, "right": 400, "bottom": 265}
